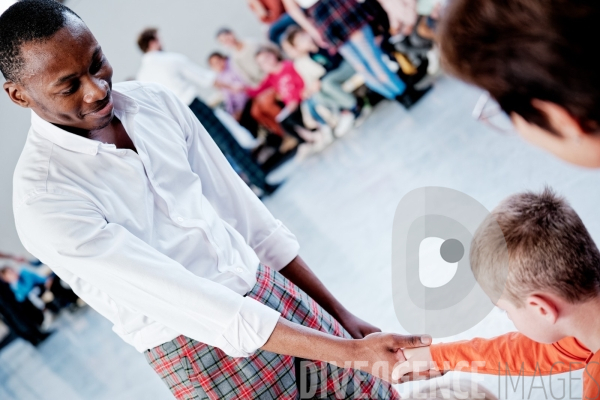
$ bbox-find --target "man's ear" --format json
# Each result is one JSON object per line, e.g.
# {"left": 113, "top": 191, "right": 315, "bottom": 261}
{"left": 531, "top": 99, "right": 586, "bottom": 141}
{"left": 3, "top": 81, "right": 30, "bottom": 108}
{"left": 525, "top": 294, "right": 559, "bottom": 324}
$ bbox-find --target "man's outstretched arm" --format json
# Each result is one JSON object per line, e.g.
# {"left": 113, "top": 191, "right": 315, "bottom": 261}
{"left": 262, "top": 317, "right": 432, "bottom": 383}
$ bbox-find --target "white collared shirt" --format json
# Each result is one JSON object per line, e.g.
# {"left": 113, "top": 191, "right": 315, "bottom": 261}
{"left": 136, "top": 51, "right": 217, "bottom": 106}
{"left": 13, "top": 82, "right": 299, "bottom": 357}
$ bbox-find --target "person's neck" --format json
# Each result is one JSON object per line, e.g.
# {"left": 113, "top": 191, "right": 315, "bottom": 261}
{"left": 234, "top": 40, "right": 244, "bottom": 51}
{"left": 567, "top": 295, "right": 600, "bottom": 353}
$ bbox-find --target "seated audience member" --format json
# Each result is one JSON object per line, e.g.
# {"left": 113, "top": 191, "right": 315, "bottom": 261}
{"left": 393, "top": 189, "right": 600, "bottom": 400}
{"left": 136, "top": 28, "right": 277, "bottom": 195}
{"left": 248, "top": 46, "right": 332, "bottom": 155}
{"left": 285, "top": 26, "right": 358, "bottom": 137}
{"left": 0, "top": 279, "right": 50, "bottom": 346}
{"left": 246, "top": 0, "right": 297, "bottom": 45}
{"left": 208, "top": 52, "right": 257, "bottom": 135}
{"left": 217, "top": 28, "right": 286, "bottom": 138}
{"left": 0, "top": 266, "right": 78, "bottom": 313}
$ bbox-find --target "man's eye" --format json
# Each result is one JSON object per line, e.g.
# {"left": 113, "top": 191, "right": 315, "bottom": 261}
{"left": 62, "top": 82, "right": 80, "bottom": 95}
{"left": 91, "top": 57, "right": 104, "bottom": 74}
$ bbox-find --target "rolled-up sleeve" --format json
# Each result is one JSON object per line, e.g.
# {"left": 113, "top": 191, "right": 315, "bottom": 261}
{"left": 158, "top": 87, "right": 301, "bottom": 271}
{"left": 15, "top": 194, "right": 280, "bottom": 357}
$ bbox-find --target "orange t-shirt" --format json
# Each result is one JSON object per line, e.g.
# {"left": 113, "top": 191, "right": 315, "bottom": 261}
{"left": 431, "top": 333, "right": 600, "bottom": 400}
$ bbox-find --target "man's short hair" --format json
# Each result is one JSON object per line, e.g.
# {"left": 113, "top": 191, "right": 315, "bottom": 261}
{"left": 216, "top": 27, "right": 233, "bottom": 38}
{"left": 137, "top": 28, "right": 158, "bottom": 53}
{"left": 0, "top": 0, "right": 80, "bottom": 83}
{"left": 471, "top": 188, "right": 600, "bottom": 306}
{"left": 439, "top": 0, "right": 600, "bottom": 134}
{"left": 283, "top": 25, "right": 303, "bottom": 47}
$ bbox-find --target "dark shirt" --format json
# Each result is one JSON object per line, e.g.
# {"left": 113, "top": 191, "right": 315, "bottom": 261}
{"left": 310, "top": 48, "right": 344, "bottom": 73}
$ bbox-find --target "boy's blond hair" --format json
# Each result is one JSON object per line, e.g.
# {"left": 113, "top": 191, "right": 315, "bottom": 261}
{"left": 471, "top": 188, "right": 600, "bottom": 306}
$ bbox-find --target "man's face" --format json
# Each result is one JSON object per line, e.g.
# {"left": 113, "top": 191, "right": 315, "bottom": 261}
{"left": 3, "top": 15, "right": 114, "bottom": 133}
{"left": 217, "top": 32, "right": 237, "bottom": 49}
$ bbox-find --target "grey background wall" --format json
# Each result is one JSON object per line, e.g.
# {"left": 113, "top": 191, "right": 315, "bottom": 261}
{"left": 0, "top": 0, "right": 263, "bottom": 255}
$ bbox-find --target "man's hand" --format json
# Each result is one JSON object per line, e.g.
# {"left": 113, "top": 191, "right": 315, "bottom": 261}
{"left": 338, "top": 311, "right": 381, "bottom": 338}
{"left": 351, "top": 332, "right": 433, "bottom": 383}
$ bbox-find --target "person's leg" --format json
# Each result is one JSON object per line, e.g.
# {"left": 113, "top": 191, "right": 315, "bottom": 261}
{"left": 268, "top": 13, "right": 298, "bottom": 45}
{"left": 145, "top": 265, "right": 399, "bottom": 400}
{"left": 348, "top": 25, "right": 407, "bottom": 97}
{"left": 188, "top": 98, "right": 269, "bottom": 192}
{"left": 250, "top": 90, "right": 285, "bottom": 136}
{"left": 238, "top": 100, "right": 260, "bottom": 138}
{"left": 339, "top": 40, "right": 396, "bottom": 99}
{"left": 320, "top": 61, "right": 358, "bottom": 111}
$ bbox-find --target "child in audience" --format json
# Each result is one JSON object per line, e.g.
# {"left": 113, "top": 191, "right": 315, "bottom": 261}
{"left": 394, "top": 189, "right": 600, "bottom": 400}
{"left": 247, "top": 46, "right": 332, "bottom": 155}
{"left": 284, "top": 26, "right": 358, "bottom": 137}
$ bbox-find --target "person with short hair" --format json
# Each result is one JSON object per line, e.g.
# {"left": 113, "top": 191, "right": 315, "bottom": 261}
{"left": 217, "top": 28, "right": 286, "bottom": 137}
{"left": 284, "top": 25, "right": 358, "bottom": 137}
{"left": 438, "top": 0, "right": 600, "bottom": 169}
{"left": 0, "top": 1, "right": 427, "bottom": 398}
{"left": 135, "top": 28, "right": 276, "bottom": 195}
{"left": 394, "top": 188, "right": 600, "bottom": 400}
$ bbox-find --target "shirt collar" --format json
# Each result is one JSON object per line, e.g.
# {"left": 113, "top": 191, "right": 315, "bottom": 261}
{"left": 31, "top": 89, "right": 140, "bottom": 156}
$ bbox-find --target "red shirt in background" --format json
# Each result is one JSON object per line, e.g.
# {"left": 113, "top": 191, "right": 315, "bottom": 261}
{"left": 247, "top": 61, "right": 305, "bottom": 106}
{"left": 249, "top": 0, "right": 285, "bottom": 24}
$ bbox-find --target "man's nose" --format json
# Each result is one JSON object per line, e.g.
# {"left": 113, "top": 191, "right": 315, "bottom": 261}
{"left": 82, "top": 77, "right": 109, "bottom": 103}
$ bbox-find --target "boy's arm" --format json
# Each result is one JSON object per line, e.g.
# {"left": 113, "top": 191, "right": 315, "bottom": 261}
{"left": 431, "top": 333, "right": 592, "bottom": 376}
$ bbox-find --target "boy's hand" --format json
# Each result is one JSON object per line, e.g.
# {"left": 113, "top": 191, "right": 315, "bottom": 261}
{"left": 392, "top": 346, "right": 438, "bottom": 381}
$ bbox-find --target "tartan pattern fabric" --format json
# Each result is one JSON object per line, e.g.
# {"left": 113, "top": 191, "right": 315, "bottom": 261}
{"left": 145, "top": 265, "right": 400, "bottom": 400}
{"left": 306, "top": 0, "right": 376, "bottom": 49}
{"left": 188, "top": 98, "right": 268, "bottom": 192}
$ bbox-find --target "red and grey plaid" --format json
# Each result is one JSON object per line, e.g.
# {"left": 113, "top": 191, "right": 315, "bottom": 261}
{"left": 145, "top": 265, "right": 400, "bottom": 399}
{"left": 305, "top": 0, "right": 376, "bottom": 49}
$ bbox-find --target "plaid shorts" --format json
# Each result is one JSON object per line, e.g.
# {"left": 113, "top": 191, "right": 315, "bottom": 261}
{"left": 145, "top": 265, "right": 400, "bottom": 400}
{"left": 306, "top": 0, "right": 375, "bottom": 49}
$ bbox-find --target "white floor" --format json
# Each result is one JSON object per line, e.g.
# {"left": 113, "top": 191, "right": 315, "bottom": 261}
{"left": 2, "top": 77, "right": 599, "bottom": 399}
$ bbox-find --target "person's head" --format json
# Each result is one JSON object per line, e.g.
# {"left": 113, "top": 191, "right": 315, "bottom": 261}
{"left": 208, "top": 52, "right": 228, "bottom": 73}
{"left": 284, "top": 26, "right": 317, "bottom": 54}
{"left": 0, "top": 0, "right": 114, "bottom": 134}
{"left": 0, "top": 266, "right": 19, "bottom": 284}
{"left": 255, "top": 46, "right": 283, "bottom": 74}
{"left": 137, "top": 28, "right": 162, "bottom": 53}
{"left": 439, "top": 0, "right": 600, "bottom": 168}
{"left": 471, "top": 188, "right": 600, "bottom": 344}
{"left": 216, "top": 28, "right": 238, "bottom": 49}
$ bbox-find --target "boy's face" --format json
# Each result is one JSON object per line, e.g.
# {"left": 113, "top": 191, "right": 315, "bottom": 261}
{"left": 0, "top": 268, "right": 19, "bottom": 284}
{"left": 256, "top": 52, "right": 279, "bottom": 74}
{"left": 209, "top": 56, "right": 226, "bottom": 73}
{"left": 293, "top": 32, "right": 317, "bottom": 53}
{"left": 497, "top": 297, "right": 564, "bottom": 344}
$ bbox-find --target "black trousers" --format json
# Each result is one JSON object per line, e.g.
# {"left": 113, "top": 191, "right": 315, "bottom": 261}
{"left": 188, "top": 98, "right": 268, "bottom": 191}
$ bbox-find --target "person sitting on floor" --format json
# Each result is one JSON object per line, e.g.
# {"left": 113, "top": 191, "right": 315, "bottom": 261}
{"left": 284, "top": 26, "right": 359, "bottom": 137}
{"left": 248, "top": 46, "right": 333, "bottom": 158}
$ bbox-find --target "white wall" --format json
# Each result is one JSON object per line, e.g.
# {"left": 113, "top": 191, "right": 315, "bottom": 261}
{"left": 0, "top": 0, "right": 264, "bottom": 255}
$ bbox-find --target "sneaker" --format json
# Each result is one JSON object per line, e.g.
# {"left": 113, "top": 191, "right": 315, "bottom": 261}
{"left": 294, "top": 143, "right": 318, "bottom": 162}
{"left": 396, "top": 85, "right": 433, "bottom": 109}
{"left": 334, "top": 112, "right": 356, "bottom": 137}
